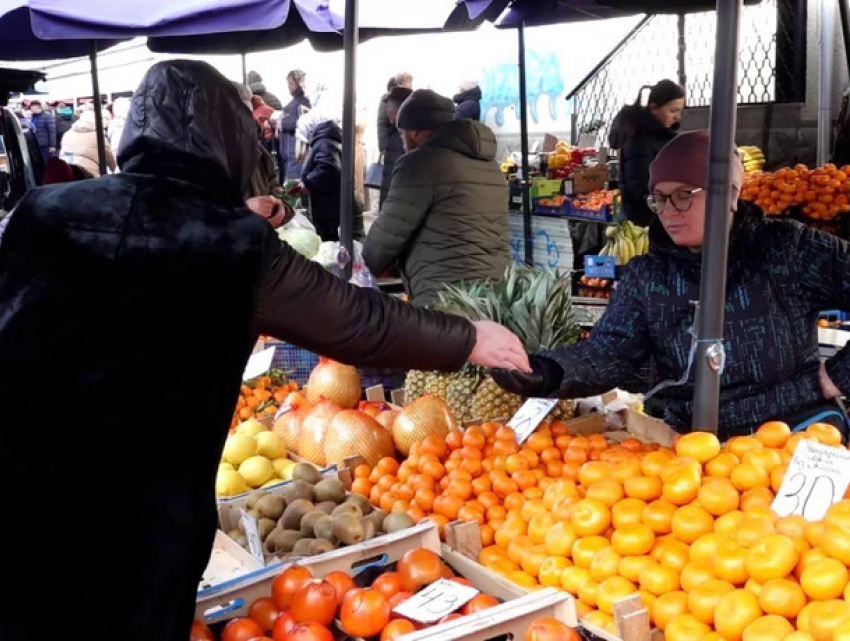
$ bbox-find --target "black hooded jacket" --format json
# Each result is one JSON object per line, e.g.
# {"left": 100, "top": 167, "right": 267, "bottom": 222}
{"left": 302, "top": 120, "right": 365, "bottom": 242}
{"left": 454, "top": 86, "right": 482, "bottom": 121}
{"left": 0, "top": 60, "right": 475, "bottom": 641}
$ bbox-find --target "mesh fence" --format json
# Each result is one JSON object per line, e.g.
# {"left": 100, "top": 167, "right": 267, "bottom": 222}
{"left": 571, "top": 0, "right": 788, "bottom": 147}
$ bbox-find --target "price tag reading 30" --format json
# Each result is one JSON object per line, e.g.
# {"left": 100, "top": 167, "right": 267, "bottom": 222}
{"left": 507, "top": 398, "right": 558, "bottom": 444}
{"left": 771, "top": 440, "right": 850, "bottom": 521}
{"left": 391, "top": 579, "right": 479, "bottom": 624}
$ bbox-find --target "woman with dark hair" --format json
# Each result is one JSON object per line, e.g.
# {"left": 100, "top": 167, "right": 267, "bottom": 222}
{"left": 609, "top": 79, "right": 685, "bottom": 226}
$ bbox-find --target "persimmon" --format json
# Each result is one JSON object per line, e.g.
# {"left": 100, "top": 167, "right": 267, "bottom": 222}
{"left": 339, "top": 589, "right": 390, "bottom": 639}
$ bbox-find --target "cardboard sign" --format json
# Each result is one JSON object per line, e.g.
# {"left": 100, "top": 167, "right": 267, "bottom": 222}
{"left": 508, "top": 398, "right": 558, "bottom": 444}
{"left": 771, "top": 440, "right": 850, "bottom": 521}
{"left": 572, "top": 166, "right": 608, "bottom": 195}
{"left": 240, "top": 509, "right": 265, "bottom": 562}
{"left": 392, "top": 579, "right": 480, "bottom": 624}
{"left": 243, "top": 346, "right": 276, "bottom": 381}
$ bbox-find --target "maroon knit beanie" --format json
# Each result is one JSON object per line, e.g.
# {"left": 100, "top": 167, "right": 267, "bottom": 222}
{"left": 42, "top": 157, "right": 75, "bottom": 185}
{"left": 649, "top": 130, "right": 743, "bottom": 193}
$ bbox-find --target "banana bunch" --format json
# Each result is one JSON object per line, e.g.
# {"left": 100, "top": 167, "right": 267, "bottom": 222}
{"left": 738, "top": 146, "right": 765, "bottom": 174}
{"left": 599, "top": 220, "right": 650, "bottom": 265}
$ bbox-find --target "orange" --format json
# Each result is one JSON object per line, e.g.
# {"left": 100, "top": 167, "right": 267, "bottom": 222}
{"left": 741, "top": 447, "right": 783, "bottom": 474}
{"left": 650, "top": 590, "right": 689, "bottom": 630}
{"left": 806, "top": 422, "right": 843, "bottom": 445}
{"left": 525, "top": 431, "right": 553, "bottom": 454}
{"left": 507, "top": 570, "right": 538, "bottom": 589}
{"left": 697, "top": 477, "right": 740, "bottom": 516}
{"left": 675, "top": 431, "right": 722, "bottom": 463}
{"left": 688, "top": 578, "right": 735, "bottom": 625}
{"left": 457, "top": 503, "right": 485, "bottom": 526}
{"left": 618, "top": 555, "right": 656, "bottom": 583}
{"left": 755, "top": 421, "right": 792, "bottom": 448}
{"left": 735, "top": 515, "right": 776, "bottom": 548}
{"left": 542, "top": 479, "right": 579, "bottom": 509}
{"left": 705, "top": 451, "right": 741, "bottom": 477}
{"left": 550, "top": 496, "right": 580, "bottom": 522}
{"left": 585, "top": 479, "right": 624, "bottom": 507}
{"left": 741, "top": 615, "right": 795, "bottom": 640}
{"left": 589, "top": 547, "right": 622, "bottom": 583}
{"left": 661, "top": 459, "right": 702, "bottom": 505}
{"left": 805, "top": 520, "right": 827, "bottom": 548}
{"left": 800, "top": 557, "right": 848, "bottom": 600}
{"left": 664, "top": 614, "right": 712, "bottom": 641}
{"left": 544, "top": 520, "right": 578, "bottom": 557}
{"left": 713, "top": 540, "right": 750, "bottom": 585}
{"left": 670, "top": 504, "right": 714, "bottom": 544}
{"left": 506, "top": 535, "right": 535, "bottom": 566}
{"left": 569, "top": 498, "right": 611, "bottom": 537}
{"left": 730, "top": 463, "right": 770, "bottom": 491}
{"left": 612, "top": 497, "right": 647, "bottom": 529}
{"left": 576, "top": 579, "right": 600, "bottom": 607}
{"left": 808, "top": 599, "right": 850, "bottom": 641}
{"left": 611, "top": 524, "right": 656, "bottom": 557}
{"left": 825, "top": 500, "right": 850, "bottom": 529}
{"left": 494, "top": 517, "right": 526, "bottom": 550}
{"left": 527, "top": 513, "right": 554, "bottom": 545}
{"left": 785, "top": 432, "right": 814, "bottom": 454}
{"left": 758, "top": 578, "right": 807, "bottom": 619}
{"left": 740, "top": 487, "right": 776, "bottom": 513}
{"left": 624, "top": 476, "right": 663, "bottom": 501}
{"left": 520, "top": 544, "right": 548, "bottom": 577}
{"left": 578, "top": 461, "right": 614, "bottom": 486}
{"left": 656, "top": 538, "right": 691, "bottom": 572}
{"left": 560, "top": 565, "right": 591, "bottom": 595}
{"left": 520, "top": 499, "right": 548, "bottom": 523}
{"left": 571, "top": 535, "right": 610, "bottom": 569}
{"left": 746, "top": 534, "right": 800, "bottom": 583}
{"left": 642, "top": 499, "right": 677, "bottom": 534}
{"left": 770, "top": 464, "right": 788, "bottom": 492}
{"left": 797, "top": 601, "right": 818, "bottom": 633}
{"left": 714, "top": 589, "right": 764, "bottom": 641}
{"left": 680, "top": 562, "right": 714, "bottom": 592}
{"left": 796, "top": 547, "right": 830, "bottom": 580}
{"left": 639, "top": 562, "right": 680, "bottom": 596}
{"left": 641, "top": 450, "right": 676, "bottom": 478}
{"left": 714, "top": 510, "right": 745, "bottom": 537}
{"left": 727, "top": 436, "right": 765, "bottom": 458}
{"left": 821, "top": 523, "right": 850, "bottom": 565}
{"left": 596, "top": 576, "right": 637, "bottom": 615}
{"left": 689, "top": 532, "right": 726, "bottom": 567}
{"left": 537, "top": 555, "right": 570, "bottom": 588}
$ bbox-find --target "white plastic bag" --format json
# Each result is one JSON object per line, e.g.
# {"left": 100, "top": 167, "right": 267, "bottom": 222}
{"left": 283, "top": 211, "right": 316, "bottom": 233}
{"left": 311, "top": 240, "right": 377, "bottom": 289}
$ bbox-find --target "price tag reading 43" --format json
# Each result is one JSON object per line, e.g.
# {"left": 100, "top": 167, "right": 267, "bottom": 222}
{"left": 391, "top": 579, "right": 479, "bottom": 624}
{"left": 507, "top": 398, "right": 558, "bottom": 444}
{"left": 771, "top": 440, "right": 850, "bottom": 522}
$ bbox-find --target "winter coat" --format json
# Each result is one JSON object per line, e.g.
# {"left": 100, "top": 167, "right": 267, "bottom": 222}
{"left": 59, "top": 114, "right": 117, "bottom": 177}
{"left": 247, "top": 143, "right": 283, "bottom": 200}
{"left": 29, "top": 110, "right": 56, "bottom": 150}
{"left": 248, "top": 71, "right": 283, "bottom": 111}
{"left": 453, "top": 86, "right": 482, "bottom": 121}
{"left": 109, "top": 97, "right": 131, "bottom": 155}
{"left": 363, "top": 119, "right": 510, "bottom": 306}
{"left": 280, "top": 88, "right": 311, "bottom": 134}
{"left": 55, "top": 110, "right": 75, "bottom": 145}
{"left": 0, "top": 60, "right": 476, "bottom": 641}
{"left": 377, "top": 94, "right": 405, "bottom": 187}
{"left": 537, "top": 201, "right": 850, "bottom": 439}
{"left": 612, "top": 108, "right": 677, "bottom": 226}
{"left": 302, "top": 120, "right": 365, "bottom": 242}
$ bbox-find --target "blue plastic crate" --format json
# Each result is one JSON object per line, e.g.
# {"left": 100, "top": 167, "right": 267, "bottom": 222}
{"left": 269, "top": 342, "right": 319, "bottom": 385}
{"left": 584, "top": 255, "right": 617, "bottom": 279}
{"left": 820, "top": 310, "right": 850, "bottom": 322}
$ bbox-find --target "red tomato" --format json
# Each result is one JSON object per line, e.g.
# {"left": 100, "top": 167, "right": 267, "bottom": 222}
{"left": 461, "top": 594, "right": 500, "bottom": 615}
{"left": 450, "top": 577, "right": 475, "bottom": 588}
{"left": 372, "top": 572, "right": 404, "bottom": 600}
{"left": 248, "top": 597, "right": 281, "bottom": 633}
{"left": 221, "top": 617, "right": 266, "bottom": 641}
{"left": 282, "top": 622, "right": 334, "bottom": 641}
{"left": 396, "top": 549, "right": 445, "bottom": 593}
{"left": 271, "top": 611, "right": 296, "bottom": 641}
{"left": 272, "top": 566, "right": 314, "bottom": 610}
{"left": 190, "top": 620, "right": 215, "bottom": 641}
{"left": 340, "top": 588, "right": 391, "bottom": 638}
{"left": 322, "top": 570, "right": 356, "bottom": 607}
{"left": 380, "top": 619, "right": 418, "bottom": 640}
{"left": 525, "top": 617, "right": 582, "bottom": 641}
{"left": 438, "top": 613, "right": 464, "bottom": 624}
{"left": 387, "top": 591, "right": 414, "bottom": 621}
{"left": 290, "top": 580, "right": 338, "bottom": 627}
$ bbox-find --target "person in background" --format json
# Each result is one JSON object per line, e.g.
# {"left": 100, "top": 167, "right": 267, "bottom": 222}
{"left": 27, "top": 100, "right": 56, "bottom": 161}
{"left": 453, "top": 80, "right": 482, "bottom": 121}
{"left": 492, "top": 130, "right": 850, "bottom": 440}
{"left": 248, "top": 70, "right": 283, "bottom": 111}
{"left": 109, "top": 97, "right": 131, "bottom": 158}
{"left": 252, "top": 94, "right": 276, "bottom": 155}
{"left": 0, "top": 59, "right": 529, "bottom": 641}
{"left": 41, "top": 156, "right": 92, "bottom": 184}
{"left": 364, "top": 89, "right": 510, "bottom": 306}
{"left": 59, "top": 108, "right": 116, "bottom": 177}
{"left": 278, "top": 69, "right": 311, "bottom": 182}
{"left": 55, "top": 102, "right": 77, "bottom": 146}
{"left": 377, "top": 72, "right": 413, "bottom": 208}
{"left": 609, "top": 79, "right": 685, "bottom": 227}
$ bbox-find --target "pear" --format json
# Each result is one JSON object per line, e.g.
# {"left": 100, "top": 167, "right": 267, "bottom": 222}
{"left": 256, "top": 431, "right": 287, "bottom": 459}
{"left": 222, "top": 434, "right": 257, "bottom": 466}
{"left": 239, "top": 456, "right": 274, "bottom": 487}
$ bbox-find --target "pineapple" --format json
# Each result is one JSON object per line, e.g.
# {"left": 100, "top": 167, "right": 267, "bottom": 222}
{"left": 472, "top": 375, "right": 524, "bottom": 422}
{"left": 404, "top": 369, "right": 429, "bottom": 404}
{"left": 445, "top": 366, "right": 484, "bottom": 423}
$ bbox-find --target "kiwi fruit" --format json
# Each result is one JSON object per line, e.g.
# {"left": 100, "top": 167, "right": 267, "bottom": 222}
{"left": 276, "top": 529, "right": 304, "bottom": 554}
{"left": 300, "top": 511, "right": 327, "bottom": 537}
{"left": 228, "top": 528, "right": 248, "bottom": 547}
{"left": 313, "top": 478, "right": 346, "bottom": 504}
{"left": 331, "top": 512, "right": 365, "bottom": 545}
{"left": 313, "top": 515, "right": 338, "bottom": 544}
{"left": 264, "top": 528, "right": 282, "bottom": 553}
{"left": 292, "top": 479, "right": 315, "bottom": 502}
{"left": 258, "top": 517, "right": 277, "bottom": 540}
{"left": 309, "top": 538, "right": 336, "bottom": 555}
{"left": 292, "top": 463, "right": 322, "bottom": 485}
{"left": 255, "top": 494, "right": 286, "bottom": 520}
{"left": 315, "top": 501, "right": 337, "bottom": 515}
{"left": 383, "top": 513, "right": 415, "bottom": 533}
{"left": 246, "top": 490, "right": 270, "bottom": 510}
{"left": 344, "top": 493, "right": 372, "bottom": 515}
{"left": 361, "top": 518, "right": 376, "bottom": 541}
{"left": 281, "top": 499, "right": 314, "bottom": 530}
{"left": 292, "top": 538, "right": 315, "bottom": 556}
{"left": 332, "top": 503, "right": 362, "bottom": 519}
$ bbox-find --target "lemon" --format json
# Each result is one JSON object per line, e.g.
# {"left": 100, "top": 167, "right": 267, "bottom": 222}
{"left": 235, "top": 418, "right": 268, "bottom": 437}
{"left": 239, "top": 456, "right": 274, "bottom": 487}
{"left": 218, "top": 462, "right": 235, "bottom": 472}
{"left": 256, "top": 431, "right": 287, "bottom": 459}
{"left": 222, "top": 434, "right": 257, "bottom": 466}
{"left": 216, "top": 469, "right": 247, "bottom": 497}
{"left": 261, "top": 478, "right": 285, "bottom": 489}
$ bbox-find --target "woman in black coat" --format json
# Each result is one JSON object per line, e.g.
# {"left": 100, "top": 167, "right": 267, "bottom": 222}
{"left": 453, "top": 81, "right": 482, "bottom": 121}
{"left": 609, "top": 79, "right": 685, "bottom": 226}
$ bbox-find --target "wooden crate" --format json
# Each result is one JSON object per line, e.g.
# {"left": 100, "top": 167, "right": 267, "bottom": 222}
{"left": 579, "top": 594, "right": 661, "bottom": 641}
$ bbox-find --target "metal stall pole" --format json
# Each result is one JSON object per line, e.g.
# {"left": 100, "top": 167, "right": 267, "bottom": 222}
{"left": 517, "top": 21, "right": 533, "bottom": 266}
{"left": 241, "top": 53, "right": 248, "bottom": 85}
{"left": 840, "top": 0, "right": 850, "bottom": 72}
{"left": 677, "top": 13, "right": 687, "bottom": 89}
{"left": 339, "top": 0, "right": 359, "bottom": 280}
{"left": 89, "top": 41, "right": 107, "bottom": 176}
{"left": 818, "top": 0, "right": 835, "bottom": 165}
{"left": 691, "top": 0, "right": 743, "bottom": 434}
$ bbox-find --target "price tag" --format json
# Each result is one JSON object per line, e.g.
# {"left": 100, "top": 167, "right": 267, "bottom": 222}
{"left": 771, "top": 440, "right": 850, "bottom": 521}
{"left": 240, "top": 509, "right": 265, "bottom": 562}
{"left": 242, "top": 346, "right": 276, "bottom": 382}
{"left": 391, "top": 579, "right": 479, "bottom": 624}
{"left": 507, "top": 398, "right": 558, "bottom": 444}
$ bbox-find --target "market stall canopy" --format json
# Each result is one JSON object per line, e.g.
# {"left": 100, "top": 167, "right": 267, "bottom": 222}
{"left": 0, "top": 67, "right": 46, "bottom": 105}
{"left": 0, "top": 0, "right": 120, "bottom": 60}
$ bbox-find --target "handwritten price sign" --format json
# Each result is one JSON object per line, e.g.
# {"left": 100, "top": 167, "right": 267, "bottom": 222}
{"left": 771, "top": 440, "right": 850, "bottom": 521}
{"left": 391, "top": 579, "right": 479, "bottom": 624}
{"left": 508, "top": 398, "right": 558, "bottom": 444}
{"left": 240, "top": 509, "right": 265, "bottom": 562}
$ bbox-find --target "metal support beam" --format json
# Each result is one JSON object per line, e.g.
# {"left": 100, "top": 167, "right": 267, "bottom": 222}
{"left": 818, "top": 0, "right": 836, "bottom": 165}
{"left": 518, "top": 21, "right": 533, "bottom": 266}
{"left": 89, "top": 42, "right": 107, "bottom": 176}
{"left": 340, "top": 0, "right": 359, "bottom": 280}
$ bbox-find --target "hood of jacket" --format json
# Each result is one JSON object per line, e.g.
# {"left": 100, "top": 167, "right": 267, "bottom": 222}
{"left": 310, "top": 119, "right": 342, "bottom": 146}
{"left": 609, "top": 105, "right": 677, "bottom": 150}
{"left": 422, "top": 119, "right": 496, "bottom": 161}
{"left": 118, "top": 60, "right": 257, "bottom": 196}
{"left": 453, "top": 86, "right": 482, "bottom": 104}
{"left": 71, "top": 112, "right": 97, "bottom": 134}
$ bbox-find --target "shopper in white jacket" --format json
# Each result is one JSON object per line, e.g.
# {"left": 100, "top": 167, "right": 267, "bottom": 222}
{"left": 109, "top": 97, "right": 131, "bottom": 156}
{"left": 59, "top": 109, "right": 116, "bottom": 177}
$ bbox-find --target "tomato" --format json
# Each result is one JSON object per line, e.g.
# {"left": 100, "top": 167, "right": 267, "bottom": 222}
{"left": 525, "top": 617, "right": 581, "bottom": 641}
{"left": 290, "top": 579, "right": 338, "bottom": 627}
{"left": 190, "top": 620, "right": 215, "bottom": 641}
{"left": 396, "top": 548, "right": 445, "bottom": 592}
{"left": 282, "top": 622, "right": 334, "bottom": 641}
{"left": 271, "top": 612, "right": 296, "bottom": 641}
{"left": 272, "top": 566, "right": 314, "bottom": 610}
{"left": 340, "top": 588, "right": 391, "bottom": 638}
{"left": 222, "top": 617, "right": 266, "bottom": 641}
{"left": 461, "top": 594, "right": 499, "bottom": 615}
{"left": 322, "top": 571, "right": 356, "bottom": 607}
{"left": 248, "top": 597, "right": 281, "bottom": 633}
{"left": 380, "top": 619, "right": 418, "bottom": 640}
{"left": 372, "top": 572, "right": 404, "bottom": 600}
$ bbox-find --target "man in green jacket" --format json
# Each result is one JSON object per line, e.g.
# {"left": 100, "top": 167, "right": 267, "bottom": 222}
{"left": 363, "top": 89, "right": 510, "bottom": 306}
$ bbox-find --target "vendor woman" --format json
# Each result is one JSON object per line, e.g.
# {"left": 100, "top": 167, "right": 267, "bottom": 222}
{"left": 494, "top": 130, "right": 849, "bottom": 439}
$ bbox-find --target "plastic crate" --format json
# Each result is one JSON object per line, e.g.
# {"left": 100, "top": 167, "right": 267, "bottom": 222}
{"left": 584, "top": 255, "right": 617, "bottom": 279}
{"left": 820, "top": 310, "right": 850, "bottom": 322}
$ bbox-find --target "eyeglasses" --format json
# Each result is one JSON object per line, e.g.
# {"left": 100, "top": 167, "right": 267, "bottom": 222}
{"left": 646, "top": 188, "right": 704, "bottom": 215}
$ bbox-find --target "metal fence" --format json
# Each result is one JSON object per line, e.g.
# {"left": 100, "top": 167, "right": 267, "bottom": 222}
{"left": 569, "top": 0, "right": 797, "bottom": 147}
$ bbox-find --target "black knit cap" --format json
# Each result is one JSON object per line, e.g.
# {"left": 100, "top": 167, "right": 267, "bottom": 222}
{"left": 397, "top": 89, "right": 456, "bottom": 131}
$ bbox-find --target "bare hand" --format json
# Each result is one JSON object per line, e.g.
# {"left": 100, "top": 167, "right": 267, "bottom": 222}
{"left": 246, "top": 196, "right": 286, "bottom": 227}
{"left": 820, "top": 361, "right": 842, "bottom": 399}
{"left": 468, "top": 321, "right": 531, "bottom": 373}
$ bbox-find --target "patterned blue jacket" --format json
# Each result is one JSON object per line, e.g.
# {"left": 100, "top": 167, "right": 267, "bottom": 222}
{"left": 545, "top": 202, "right": 850, "bottom": 438}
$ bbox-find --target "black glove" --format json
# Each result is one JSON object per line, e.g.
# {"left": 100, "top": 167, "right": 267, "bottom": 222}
{"left": 491, "top": 355, "right": 564, "bottom": 398}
